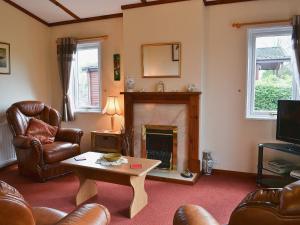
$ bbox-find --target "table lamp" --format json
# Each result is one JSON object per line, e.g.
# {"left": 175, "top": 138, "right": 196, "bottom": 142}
{"left": 103, "top": 96, "right": 121, "bottom": 131}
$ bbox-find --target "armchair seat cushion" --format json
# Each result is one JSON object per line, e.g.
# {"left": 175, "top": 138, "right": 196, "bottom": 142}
{"left": 43, "top": 142, "right": 80, "bottom": 164}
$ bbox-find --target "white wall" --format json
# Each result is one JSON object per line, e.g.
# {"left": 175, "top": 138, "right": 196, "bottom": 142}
{"left": 50, "top": 18, "right": 124, "bottom": 151}
{"left": 203, "top": 0, "right": 300, "bottom": 172}
{"left": 123, "top": 0, "right": 205, "bottom": 92}
{"left": 0, "top": 0, "right": 51, "bottom": 122}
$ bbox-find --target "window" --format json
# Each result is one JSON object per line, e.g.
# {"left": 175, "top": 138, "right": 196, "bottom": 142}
{"left": 72, "top": 41, "right": 101, "bottom": 112}
{"left": 246, "top": 26, "right": 297, "bottom": 119}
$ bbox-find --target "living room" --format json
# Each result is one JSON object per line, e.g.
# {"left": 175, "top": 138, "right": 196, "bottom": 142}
{"left": 1, "top": 0, "right": 300, "bottom": 225}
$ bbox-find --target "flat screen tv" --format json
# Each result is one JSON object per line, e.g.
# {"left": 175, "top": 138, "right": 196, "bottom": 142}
{"left": 277, "top": 100, "right": 300, "bottom": 144}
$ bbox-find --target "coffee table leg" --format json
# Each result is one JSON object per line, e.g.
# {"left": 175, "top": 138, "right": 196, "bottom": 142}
{"left": 129, "top": 174, "right": 148, "bottom": 218}
{"left": 76, "top": 175, "right": 98, "bottom": 206}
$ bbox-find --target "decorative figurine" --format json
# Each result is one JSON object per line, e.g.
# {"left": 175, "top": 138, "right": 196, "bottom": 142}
{"left": 181, "top": 169, "right": 193, "bottom": 178}
{"left": 157, "top": 81, "right": 165, "bottom": 92}
{"left": 187, "top": 84, "right": 197, "bottom": 92}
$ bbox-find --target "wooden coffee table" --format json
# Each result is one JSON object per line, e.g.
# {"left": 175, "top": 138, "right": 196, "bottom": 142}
{"left": 61, "top": 152, "right": 161, "bottom": 218}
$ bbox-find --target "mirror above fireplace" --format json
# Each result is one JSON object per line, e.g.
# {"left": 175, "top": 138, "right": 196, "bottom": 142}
{"left": 141, "top": 42, "right": 181, "bottom": 78}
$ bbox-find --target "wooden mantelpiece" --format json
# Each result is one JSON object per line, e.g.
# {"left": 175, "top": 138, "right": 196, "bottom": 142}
{"left": 121, "top": 92, "right": 201, "bottom": 173}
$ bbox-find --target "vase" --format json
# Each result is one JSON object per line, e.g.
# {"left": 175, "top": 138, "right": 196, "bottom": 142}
{"left": 202, "top": 152, "right": 213, "bottom": 175}
{"left": 126, "top": 78, "right": 135, "bottom": 92}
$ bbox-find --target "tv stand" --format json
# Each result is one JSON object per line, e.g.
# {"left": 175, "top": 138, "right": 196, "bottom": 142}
{"left": 261, "top": 143, "right": 300, "bottom": 154}
{"left": 257, "top": 143, "right": 300, "bottom": 187}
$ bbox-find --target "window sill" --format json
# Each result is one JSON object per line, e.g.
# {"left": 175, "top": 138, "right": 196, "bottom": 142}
{"left": 246, "top": 115, "right": 277, "bottom": 121}
{"left": 75, "top": 109, "right": 102, "bottom": 114}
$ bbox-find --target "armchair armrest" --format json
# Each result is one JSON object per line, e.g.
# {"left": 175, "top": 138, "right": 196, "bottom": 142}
{"left": 173, "top": 205, "right": 220, "bottom": 225}
{"left": 279, "top": 180, "right": 300, "bottom": 215}
{"left": 56, "top": 128, "right": 83, "bottom": 144}
{"left": 13, "top": 135, "right": 41, "bottom": 149}
{"left": 56, "top": 204, "right": 110, "bottom": 225}
{"left": 229, "top": 189, "right": 283, "bottom": 225}
{"left": 13, "top": 135, "right": 44, "bottom": 167}
{"left": 238, "top": 188, "right": 282, "bottom": 208}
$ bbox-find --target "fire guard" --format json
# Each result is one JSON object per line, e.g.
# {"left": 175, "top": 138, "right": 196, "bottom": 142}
{"left": 142, "top": 125, "right": 177, "bottom": 170}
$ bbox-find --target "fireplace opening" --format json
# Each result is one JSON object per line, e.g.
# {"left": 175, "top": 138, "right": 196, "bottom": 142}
{"left": 142, "top": 125, "right": 177, "bottom": 170}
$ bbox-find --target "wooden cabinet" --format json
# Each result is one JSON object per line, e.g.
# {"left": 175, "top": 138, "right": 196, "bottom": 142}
{"left": 91, "top": 130, "right": 122, "bottom": 153}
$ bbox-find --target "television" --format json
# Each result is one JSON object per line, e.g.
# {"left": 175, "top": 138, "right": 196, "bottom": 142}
{"left": 276, "top": 100, "right": 300, "bottom": 144}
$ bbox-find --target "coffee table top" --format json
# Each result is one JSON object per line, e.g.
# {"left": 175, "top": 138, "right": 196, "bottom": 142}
{"left": 61, "top": 152, "right": 161, "bottom": 177}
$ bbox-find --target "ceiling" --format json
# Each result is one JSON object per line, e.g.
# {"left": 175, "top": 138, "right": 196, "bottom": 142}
{"left": 9, "top": 0, "right": 140, "bottom": 24}
{"left": 4, "top": 0, "right": 258, "bottom": 26}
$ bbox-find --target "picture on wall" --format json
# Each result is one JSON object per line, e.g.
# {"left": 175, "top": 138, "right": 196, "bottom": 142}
{"left": 172, "top": 44, "right": 180, "bottom": 61}
{"left": 114, "top": 54, "right": 120, "bottom": 81}
{"left": 0, "top": 42, "right": 10, "bottom": 74}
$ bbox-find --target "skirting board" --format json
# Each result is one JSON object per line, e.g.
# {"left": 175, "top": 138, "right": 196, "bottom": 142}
{"left": 212, "top": 169, "right": 257, "bottom": 178}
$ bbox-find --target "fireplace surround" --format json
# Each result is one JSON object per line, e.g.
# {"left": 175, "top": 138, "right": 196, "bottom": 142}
{"left": 121, "top": 92, "right": 201, "bottom": 174}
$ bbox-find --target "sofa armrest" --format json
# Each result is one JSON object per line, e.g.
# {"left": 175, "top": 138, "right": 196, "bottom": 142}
{"left": 56, "top": 204, "right": 110, "bottom": 225}
{"left": 56, "top": 128, "right": 83, "bottom": 144}
{"left": 173, "top": 205, "right": 220, "bottom": 225}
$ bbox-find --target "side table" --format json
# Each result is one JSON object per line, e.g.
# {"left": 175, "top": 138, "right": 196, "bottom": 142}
{"left": 91, "top": 130, "right": 122, "bottom": 153}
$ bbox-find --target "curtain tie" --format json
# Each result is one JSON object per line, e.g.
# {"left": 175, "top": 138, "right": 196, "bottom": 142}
{"left": 64, "top": 94, "right": 69, "bottom": 103}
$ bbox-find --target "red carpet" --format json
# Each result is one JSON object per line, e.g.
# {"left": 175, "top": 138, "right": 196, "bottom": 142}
{"left": 0, "top": 165, "right": 256, "bottom": 225}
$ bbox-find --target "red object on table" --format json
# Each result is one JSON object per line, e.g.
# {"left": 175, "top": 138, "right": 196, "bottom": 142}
{"left": 130, "top": 163, "right": 142, "bottom": 169}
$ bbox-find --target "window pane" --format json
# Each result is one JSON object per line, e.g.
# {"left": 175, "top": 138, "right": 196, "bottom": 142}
{"left": 254, "top": 35, "right": 293, "bottom": 113}
{"left": 76, "top": 44, "right": 100, "bottom": 109}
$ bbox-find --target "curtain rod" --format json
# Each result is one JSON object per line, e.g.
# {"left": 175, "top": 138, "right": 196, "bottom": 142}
{"left": 77, "top": 35, "right": 108, "bottom": 42}
{"left": 232, "top": 18, "right": 292, "bottom": 29}
{"left": 56, "top": 35, "right": 108, "bottom": 43}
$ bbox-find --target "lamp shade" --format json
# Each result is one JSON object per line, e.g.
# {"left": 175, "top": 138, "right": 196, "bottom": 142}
{"left": 103, "top": 96, "right": 121, "bottom": 115}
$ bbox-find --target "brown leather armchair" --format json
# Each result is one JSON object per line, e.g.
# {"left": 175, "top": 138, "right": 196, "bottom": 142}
{"left": 6, "top": 101, "right": 83, "bottom": 182}
{"left": 0, "top": 180, "right": 110, "bottom": 225}
{"left": 173, "top": 180, "right": 300, "bottom": 225}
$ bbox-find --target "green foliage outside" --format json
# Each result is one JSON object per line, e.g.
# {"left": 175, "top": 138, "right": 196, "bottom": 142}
{"left": 254, "top": 65, "right": 293, "bottom": 111}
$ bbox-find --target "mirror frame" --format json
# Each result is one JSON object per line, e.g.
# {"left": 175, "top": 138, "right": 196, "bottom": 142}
{"left": 141, "top": 42, "right": 181, "bottom": 78}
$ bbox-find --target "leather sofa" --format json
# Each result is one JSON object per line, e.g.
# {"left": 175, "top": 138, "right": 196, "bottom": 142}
{"left": 6, "top": 101, "right": 83, "bottom": 182}
{"left": 0, "top": 180, "right": 110, "bottom": 225}
{"left": 173, "top": 180, "right": 300, "bottom": 225}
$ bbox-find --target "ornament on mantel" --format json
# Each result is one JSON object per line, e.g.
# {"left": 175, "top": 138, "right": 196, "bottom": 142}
{"left": 187, "top": 84, "right": 197, "bottom": 92}
{"left": 156, "top": 81, "right": 165, "bottom": 92}
{"left": 126, "top": 77, "right": 135, "bottom": 92}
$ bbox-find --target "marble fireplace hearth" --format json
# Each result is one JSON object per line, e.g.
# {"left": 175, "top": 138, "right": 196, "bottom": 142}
{"left": 121, "top": 92, "right": 201, "bottom": 184}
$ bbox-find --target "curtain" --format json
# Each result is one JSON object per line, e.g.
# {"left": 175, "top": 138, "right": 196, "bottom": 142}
{"left": 57, "top": 37, "right": 77, "bottom": 122}
{"left": 292, "top": 15, "right": 300, "bottom": 95}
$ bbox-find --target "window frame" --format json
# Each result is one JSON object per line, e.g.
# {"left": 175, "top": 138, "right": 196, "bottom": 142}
{"left": 72, "top": 41, "right": 102, "bottom": 113}
{"left": 246, "top": 26, "right": 295, "bottom": 120}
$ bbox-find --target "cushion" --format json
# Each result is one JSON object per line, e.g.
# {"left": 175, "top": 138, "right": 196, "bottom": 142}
{"left": 43, "top": 142, "right": 80, "bottom": 163}
{"left": 25, "top": 118, "right": 58, "bottom": 144}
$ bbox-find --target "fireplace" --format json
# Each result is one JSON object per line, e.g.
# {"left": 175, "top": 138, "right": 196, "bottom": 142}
{"left": 121, "top": 92, "right": 201, "bottom": 184}
{"left": 142, "top": 125, "right": 177, "bottom": 170}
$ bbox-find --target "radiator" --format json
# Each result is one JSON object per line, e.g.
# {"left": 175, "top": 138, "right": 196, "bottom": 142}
{"left": 0, "top": 122, "right": 16, "bottom": 168}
